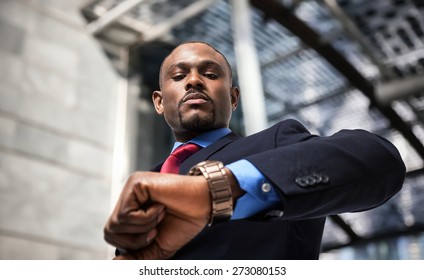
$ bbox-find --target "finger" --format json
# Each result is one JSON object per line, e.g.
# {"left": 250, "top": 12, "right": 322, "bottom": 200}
{"left": 113, "top": 254, "right": 135, "bottom": 260}
{"left": 106, "top": 216, "right": 159, "bottom": 234}
{"left": 106, "top": 222, "right": 155, "bottom": 235}
{"left": 125, "top": 203, "right": 166, "bottom": 224}
{"left": 104, "top": 229, "right": 158, "bottom": 251}
{"left": 131, "top": 241, "right": 175, "bottom": 260}
{"left": 104, "top": 219, "right": 159, "bottom": 245}
{"left": 106, "top": 205, "right": 166, "bottom": 234}
{"left": 117, "top": 203, "right": 165, "bottom": 225}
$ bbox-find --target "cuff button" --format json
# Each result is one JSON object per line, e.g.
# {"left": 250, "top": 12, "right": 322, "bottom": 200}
{"left": 261, "top": 182, "right": 272, "bottom": 193}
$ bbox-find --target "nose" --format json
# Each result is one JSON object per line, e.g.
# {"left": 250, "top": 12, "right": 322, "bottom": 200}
{"left": 185, "top": 71, "right": 204, "bottom": 91}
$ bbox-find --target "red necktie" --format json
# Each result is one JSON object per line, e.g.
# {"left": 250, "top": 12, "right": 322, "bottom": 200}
{"left": 160, "top": 143, "right": 201, "bottom": 174}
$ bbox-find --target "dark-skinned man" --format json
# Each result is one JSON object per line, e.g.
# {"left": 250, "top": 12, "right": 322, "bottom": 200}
{"left": 104, "top": 41, "right": 405, "bottom": 260}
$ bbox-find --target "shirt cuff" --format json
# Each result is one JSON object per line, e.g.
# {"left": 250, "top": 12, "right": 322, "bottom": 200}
{"left": 226, "top": 159, "right": 281, "bottom": 219}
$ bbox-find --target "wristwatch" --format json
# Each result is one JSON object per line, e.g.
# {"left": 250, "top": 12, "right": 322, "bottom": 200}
{"left": 188, "top": 160, "right": 233, "bottom": 226}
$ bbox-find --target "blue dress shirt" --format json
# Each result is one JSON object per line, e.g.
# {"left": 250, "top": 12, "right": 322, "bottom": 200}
{"left": 171, "top": 128, "right": 281, "bottom": 219}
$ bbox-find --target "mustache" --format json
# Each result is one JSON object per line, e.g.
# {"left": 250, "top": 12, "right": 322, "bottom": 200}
{"left": 179, "top": 89, "right": 212, "bottom": 104}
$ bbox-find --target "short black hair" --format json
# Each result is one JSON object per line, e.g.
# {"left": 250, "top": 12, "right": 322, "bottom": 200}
{"left": 158, "top": 41, "right": 233, "bottom": 88}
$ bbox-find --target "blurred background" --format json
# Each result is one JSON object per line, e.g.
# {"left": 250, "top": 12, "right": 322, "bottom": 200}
{"left": 0, "top": 0, "right": 424, "bottom": 259}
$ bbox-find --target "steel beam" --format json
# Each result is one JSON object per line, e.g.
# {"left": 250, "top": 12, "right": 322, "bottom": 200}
{"left": 376, "top": 76, "right": 424, "bottom": 106}
{"left": 231, "top": 0, "right": 268, "bottom": 135}
{"left": 322, "top": 0, "right": 394, "bottom": 80}
{"left": 87, "top": 0, "right": 145, "bottom": 35}
{"left": 142, "top": 0, "right": 219, "bottom": 42}
{"left": 250, "top": 0, "right": 424, "bottom": 159}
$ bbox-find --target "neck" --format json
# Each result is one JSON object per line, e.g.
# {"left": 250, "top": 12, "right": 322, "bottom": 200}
{"left": 173, "top": 126, "right": 229, "bottom": 143}
{"left": 173, "top": 131, "right": 204, "bottom": 143}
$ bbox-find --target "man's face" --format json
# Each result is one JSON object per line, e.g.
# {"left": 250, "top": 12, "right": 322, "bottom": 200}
{"left": 153, "top": 43, "right": 239, "bottom": 141}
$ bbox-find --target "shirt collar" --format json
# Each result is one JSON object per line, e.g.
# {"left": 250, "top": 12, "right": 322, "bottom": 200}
{"left": 171, "top": 127, "right": 232, "bottom": 152}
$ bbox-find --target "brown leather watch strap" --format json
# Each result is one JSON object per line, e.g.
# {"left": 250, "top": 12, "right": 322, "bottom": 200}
{"left": 188, "top": 160, "right": 233, "bottom": 226}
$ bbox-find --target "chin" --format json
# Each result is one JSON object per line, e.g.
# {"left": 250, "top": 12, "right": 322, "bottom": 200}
{"left": 181, "top": 116, "right": 215, "bottom": 132}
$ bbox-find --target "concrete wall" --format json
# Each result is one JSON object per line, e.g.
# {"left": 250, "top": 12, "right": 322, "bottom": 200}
{"left": 0, "top": 0, "right": 120, "bottom": 259}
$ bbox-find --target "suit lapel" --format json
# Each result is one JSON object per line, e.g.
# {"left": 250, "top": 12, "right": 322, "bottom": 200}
{"left": 180, "top": 132, "right": 240, "bottom": 174}
{"left": 152, "top": 132, "right": 240, "bottom": 174}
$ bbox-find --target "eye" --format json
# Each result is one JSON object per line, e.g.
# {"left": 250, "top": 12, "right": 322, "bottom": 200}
{"left": 172, "top": 74, "right": 186, "bottom": 81}
{"left": 204, "top": 73, "right": 218, "bottom": 79}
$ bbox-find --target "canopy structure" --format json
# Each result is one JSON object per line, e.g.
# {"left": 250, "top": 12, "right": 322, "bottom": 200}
{"left": 82, "top": 0, "right": 424, "bottom": 259}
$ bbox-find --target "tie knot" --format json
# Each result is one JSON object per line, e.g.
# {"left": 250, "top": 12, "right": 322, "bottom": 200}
{"left": 160, "top": 143, "right": 201, "bottom": 174}
{"left": 172, "top": 143, "right": 202, "bottom": 162}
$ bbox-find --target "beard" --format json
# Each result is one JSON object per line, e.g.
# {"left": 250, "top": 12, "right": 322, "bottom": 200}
{"left": 179, "top": 110, "right": 215, "bottom": 132}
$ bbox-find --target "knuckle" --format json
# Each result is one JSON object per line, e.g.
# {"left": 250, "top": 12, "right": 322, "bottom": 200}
{"left": 116, "top": 212, "right": 128, "bottom": 223}
{"left": 103, "top": 225, "right": 110, "bottom": 235}
{"left": 131, "top": 235, "right": 148, "bottom": 249}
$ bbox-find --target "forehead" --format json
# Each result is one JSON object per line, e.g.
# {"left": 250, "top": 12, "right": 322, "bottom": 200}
{"left": 163, "top": 43, "right": 227, "bottom": 71}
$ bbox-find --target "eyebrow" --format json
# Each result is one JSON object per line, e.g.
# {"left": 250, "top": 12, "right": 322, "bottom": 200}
{"left": 166, "top": 60, "right": 225, "bottom": 74}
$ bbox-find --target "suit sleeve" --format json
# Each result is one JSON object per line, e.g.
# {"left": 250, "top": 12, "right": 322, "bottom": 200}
{"left": 245, "top": 119, "right": 406, "bottom": 220}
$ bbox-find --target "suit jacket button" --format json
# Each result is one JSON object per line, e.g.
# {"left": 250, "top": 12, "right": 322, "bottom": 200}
{"left": 295, "top": 177, "right": 309, "bottom": 187}
{"left": 321, "top": 174, "right": 329, "bottom": 183}
{"left": 306, "top": 176, "right": 316, "bottom": 186}
{"left": 312, "top": 173, "right": 323, "bottom": 183}
{"left": 261, "top": 183, "right": 272, "bottom": 193}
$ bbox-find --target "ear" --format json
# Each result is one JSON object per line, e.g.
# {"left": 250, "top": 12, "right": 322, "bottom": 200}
{"left": 230, "top": 87, "right": 240, "bottom": 111}
{"left": 152, "top": 90, "right": 164, "bottom": 115}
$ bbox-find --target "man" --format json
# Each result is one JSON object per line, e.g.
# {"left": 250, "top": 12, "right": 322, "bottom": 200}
{"left": 104, "top": 41, "right": 406, "bottom": 260}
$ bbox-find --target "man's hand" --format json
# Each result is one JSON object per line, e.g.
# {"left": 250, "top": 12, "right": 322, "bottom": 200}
{"left": 103, "top": 172, "right": 166, "bottom": 252}
{"left": 104, "top": 171, "right": 211, "bottom": 259}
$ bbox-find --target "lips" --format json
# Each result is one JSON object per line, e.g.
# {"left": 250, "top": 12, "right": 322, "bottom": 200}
{"left": 182, "top": 92, "right": 209, "bottom": 104}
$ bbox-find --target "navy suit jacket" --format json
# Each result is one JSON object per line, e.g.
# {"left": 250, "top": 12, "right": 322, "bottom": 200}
{"left": 151, "top": 119, "right": 405, "bottom": 259}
